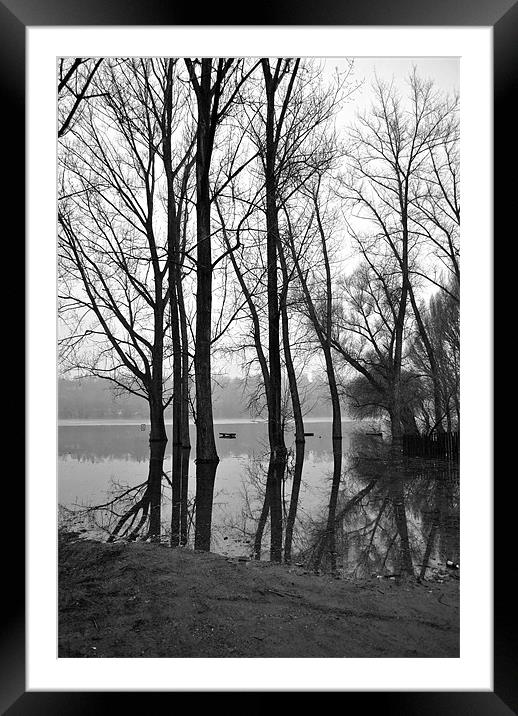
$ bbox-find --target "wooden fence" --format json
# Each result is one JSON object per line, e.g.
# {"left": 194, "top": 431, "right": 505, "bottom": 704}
{"left": 403, "top": 431, "right": 459, "bottom": 461}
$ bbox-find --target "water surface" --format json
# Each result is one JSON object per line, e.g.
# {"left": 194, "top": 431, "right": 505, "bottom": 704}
{"left": 58, "top": 419, "right": 459, "bottom": 574}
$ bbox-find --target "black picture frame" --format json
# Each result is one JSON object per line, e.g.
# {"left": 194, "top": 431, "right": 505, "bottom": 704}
{"left": 5, "top": 0, "right": 508, "bottom": 712}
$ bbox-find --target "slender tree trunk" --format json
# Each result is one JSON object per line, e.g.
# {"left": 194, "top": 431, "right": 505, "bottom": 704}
{"left": 167, "top": 206, "right": 183, "bottom": 547}
{"left": 279, "top": 240, "right": 305, "bottom": 564}
{"left": 391, "top": 194, "right": 411, "bottom": 450}
{"left": 281, "top": 316, "right": 305, "bottom": 564}
{"left": 253, "top": 485, "right": 270, "bottom": 560}
{"left": 310, "top": 355, "right": 342, "bottom": 573}
{"left": 289, "top": 195, "right": 342, "bottom": 572}
{"left": 168, "top": 216, "right": 183, "bottom": 547}
{"left": 290, "top": 326, "right": 342, "bottom": 573}
{"left": 284, "top": 441, "right": 305, "bottom": 564}
{"left": 408, "top": 284, "right": 444, "bottom": 433}
{"left": 218, "top": 205, "right": 273, "bottom": 559}
{"left": 262, "top": 59, "right": 287, "bottom": 562}
{"left": 192, "top": 59, "right": 220, "bottom": 551}
{"left": 162, "top": 59, "right": 184, "bottom": 546}
{"left": 178, "top": 274, "right": 191, "bottom": 546}
{"left": 219, "top": 209, "right": 270, "bottom": 394}
{"left": 386, "top": 197, "right": 414, "bottom": 575}
{"left": 318, "top": 201, "right": 342, "bottom": 574}
{"left": 323, "top": 368, "right": 343, "bottom": 572}
{"left": 388, "top": 416, "right": 414, "bottom": 576}
{"left": 148, "top": 394, "right": 167, "bottom": 542}
{"left": 147, "top": 247, "right": 167, "bottom": 541}
{"left": 169, "top": 292, "right": 183, "bottom": 546}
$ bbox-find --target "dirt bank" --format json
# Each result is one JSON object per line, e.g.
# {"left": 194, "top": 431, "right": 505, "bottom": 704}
{"left": 58, "top": 532, "right": 459, "bottom": 658}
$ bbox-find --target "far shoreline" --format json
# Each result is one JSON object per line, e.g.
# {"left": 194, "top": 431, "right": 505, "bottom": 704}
{"left": 58, "top": 417, "right": 367, "bottom": 427}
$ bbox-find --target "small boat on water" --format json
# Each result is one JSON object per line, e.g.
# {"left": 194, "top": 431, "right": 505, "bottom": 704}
{"left": 219, "top": 432, "right": 237, "bottom": 439}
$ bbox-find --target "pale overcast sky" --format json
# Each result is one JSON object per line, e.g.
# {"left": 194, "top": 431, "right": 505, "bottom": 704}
{"left": 327, "top": 56, "right": 459, "bottom": 122}
{"left": 342, "top": 56, "right": 458, "bottom": 91}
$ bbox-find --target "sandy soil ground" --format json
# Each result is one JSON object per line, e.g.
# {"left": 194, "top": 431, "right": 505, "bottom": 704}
{"left": 58, "top": 532, "right": 459, "bottom": 658}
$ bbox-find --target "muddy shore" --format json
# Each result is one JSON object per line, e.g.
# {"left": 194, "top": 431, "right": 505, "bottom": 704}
{"left": 59, "top": 532, "right": 459, "bottom": 659}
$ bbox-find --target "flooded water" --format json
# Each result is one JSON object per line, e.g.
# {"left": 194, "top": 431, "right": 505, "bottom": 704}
{"left": 58, "top": 419, "right": 459, "bottom": 575}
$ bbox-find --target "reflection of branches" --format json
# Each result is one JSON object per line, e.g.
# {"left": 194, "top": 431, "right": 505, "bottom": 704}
{"left": 363, "top": 497, "right": 389, "bottom": 551}
{"left": 59, "top": 477, "right": 149, "bottom": 541}
{"left": 307, "top": 477, "right": 379, "bottom": 571}
{"left": 77, "top": 481, "right": 147, "bottom": 513}
{"left": 381, "top": 532, "right": 398, "bottom": 571}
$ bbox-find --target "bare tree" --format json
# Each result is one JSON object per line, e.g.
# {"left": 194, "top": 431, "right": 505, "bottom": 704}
{"left": 283, "top": 177, "right": 345, "bottom": 573}
{"left": 409, "top": 281, "right": 460, "bottom": 432}
{"left": 58, "top": 58, "right": 172, "bottom": 542}
{"left": 278, "top": 236, "right": 306, "bottom": 564}
{"left": 410, "top": 90, "right": 460, "bottom": 296}
{"left": 152, "top": 58, "right": 196, "bottom": 546}
{"left": 58, "top": 58, "right": 103, "bottom": 138}
{"left": 215, "top": 58, "right": 353, "bottom": 562}
{"left": 185, "top": 57, "right": 260, "bottom": 550}
{"left": 340, "top": 69, "right": 456, "bottom": 447}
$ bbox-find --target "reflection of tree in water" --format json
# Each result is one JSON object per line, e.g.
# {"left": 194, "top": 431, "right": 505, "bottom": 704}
{"left": 193, "top": 428, "right": 459, "bottom": 575}
{"left": 405, "top": 458, "right": 460, "bottom": 578}
{"left": 59, "top": 473, "right": 199, "bottom": 545}
{"left": 59, "top": 476, "right": 148, "bottom": 539}
{"left": 59, "top": 425, "right": 152, "bottom": 463}
{"left": 59, "top": 424, "right": 459, "bottom": 572}
{"left": 298, "top": 432, "right": 459, "bottom": 577}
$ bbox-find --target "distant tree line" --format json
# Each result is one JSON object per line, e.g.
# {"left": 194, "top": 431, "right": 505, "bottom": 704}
{"left": 58, "top": 374, "right": 347, "bottom": 421}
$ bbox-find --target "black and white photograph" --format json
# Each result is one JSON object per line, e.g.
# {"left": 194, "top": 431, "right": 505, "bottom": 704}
{"left": 9, "top": 6, "right": 505, "bottom": 706}
{"left": 56, "top": 54, "right": 461, "bottom": 659}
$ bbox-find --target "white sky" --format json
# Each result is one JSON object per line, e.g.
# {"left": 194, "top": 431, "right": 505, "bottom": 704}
{"left": 342, "top": 56, "right": 459, "bottom": 93}
{"left": 329, "top": 56, "right": 459, "bottom": 124}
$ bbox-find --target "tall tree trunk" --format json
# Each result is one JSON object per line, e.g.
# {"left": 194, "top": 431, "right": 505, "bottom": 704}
{"left": 289, "top": 195, "right": 343, "bottom": 572}
{"left": 169, "top": 288, "right": 183, "bottom": 546}
{"left": 322, "top": 367, "right": 343, "bottom": 572}
{"left": 163, "top": 60, "right": 184, "bottom": 546}
{"left": 391, "top": 192, "right": 410, "bottom": 451}
{"left": 262, "top": 59, "right": 287, "bottom": 562}
{"left": 317, "top": 201, "right": 342, "bottom": 574}
{"left": 281, "top": 318, "right": 305, "bottom": 561}
{"left": 279, "top": 239, "right": 305, "bottom": 564}
{"left": 309, "top": 353, "right": 342, "bottom": 573}
{"left": 178, "top": 272, "right": 191, "bottom": 546}
{"left": 147, "top": 242, "right": 167, "bottom": 541}
{"left": 219, "top": 207, "right": 274, "bottom": 560}
{"left": 389, "top": 198, "right": 414, "bottom": 575}
{"left": 192, "top": 58, "right": 220, "bottom": 551}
